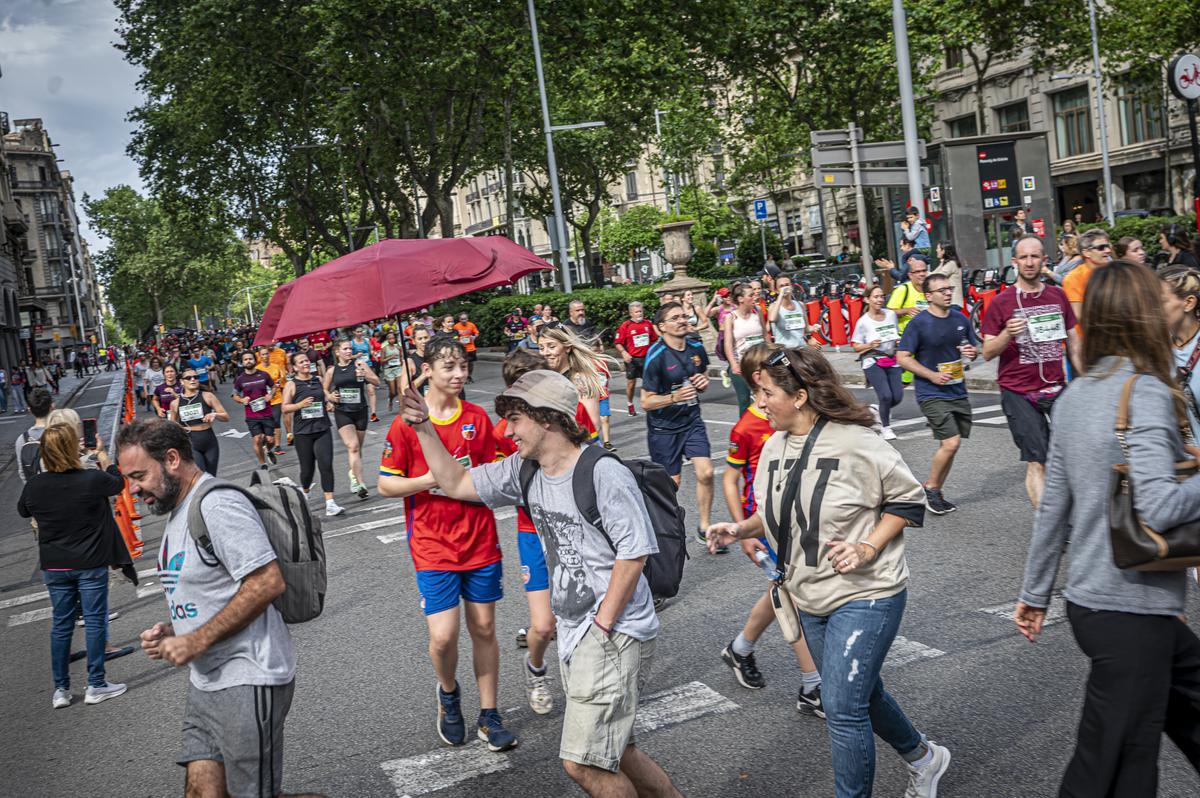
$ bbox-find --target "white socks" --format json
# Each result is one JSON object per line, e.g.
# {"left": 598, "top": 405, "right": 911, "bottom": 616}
{"left": 732, "top": 633, "right": 755, "bottom": 657}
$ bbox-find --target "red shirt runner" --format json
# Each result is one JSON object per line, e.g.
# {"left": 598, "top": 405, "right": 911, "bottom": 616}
{"left": 614, "top": 319, "right": 658, "bottom": 359}
{"left": 726, "top": 405, "right": 774, "bottom": 515}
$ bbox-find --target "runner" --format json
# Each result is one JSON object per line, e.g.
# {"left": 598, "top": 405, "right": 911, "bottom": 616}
{"left": 378, "top": 337, "right": 516, "bottom": 752}
{"left": 143, "top": 356, "right": 165, "bottom": 413}
{"left": 168, "top": 367, "right": 230, "bottom": 477}
{"left": 404, "top": 327, "right": 432, "bottom": 396}
{"left": 349, "top": 326, "right": 381, "bottom": 423}
{"left": 768, "top": 274, "right": 819, "bottom": 349}
{"left": 981, "top": 235, "right": 1081, "bottom": 507}
{"left": 378, "top": 329, "right": 405, "bottom": 412}
{"left": 152, "top": 364, "right": 182, "bottom": 420}
{"left": 232, "top": 351, "right": 277, "bottom": 470}
{"left": 613, "top": 301, "right": 658, "bottom": 416}
{"left": 504, "top": 307, "right": 528, "bottom": 352}
{"left": 133, "top": 354, "right": 148, "bottom": 410}
{"left": 722, "top": 283, "right": 769, "bottom": 415}
{"left": 323, "top": 338, "right": 378, "bottom": 499}
{"left": 597, "top": 357, "right": 614, "bottom": 451}
{"left": 515, "top": 318, "right": 543, "bottom": 352}
{"left": 257, "top": 346, "right": 288, "bottom": 456}
{"left": 436, "top": 314, "right": 457, "bottom": 339}
{"left": 399, "top": 369, "right": 681, "bottom": 797}
{"left": 640, "top": 301, "right": 716, "bottom": 548}
{"left": 887, "top": 258, "right": 930, "bottom": 385}
{"left": 121, "top": 419, "right": 312, "bottom": 798}
{"left": 896, "top": 272, "right": 980, "bottom": 514}
{"left": 282, "top": 350, "right": 344, "bottom": 517}
{"left": 537, "top": 325, "right": 606, "bottom": 439}
{"left": 453, "top": 311, "right": 480, "bottom": 383}
{"left": 718, "top": 343, "right": 823, "bottom": 713}
{"left": 851, "top": 284, "right": 905, "bottom": 440}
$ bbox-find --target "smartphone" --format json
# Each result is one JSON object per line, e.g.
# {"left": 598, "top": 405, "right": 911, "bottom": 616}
{"left": 82, "top": 417, "right": 98, "bottom": 450}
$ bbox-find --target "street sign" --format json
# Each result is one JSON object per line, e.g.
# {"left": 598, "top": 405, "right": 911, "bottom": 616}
{"left": 810, "top": 128, "right": 864, "bottom": 146}
{"left": 753, "top": 199, "right": 768, "bottom": 220}
{"left": 1168, "top": 53, "right": 1200, "bottom": 101}
{"left": 978, "top": 143, "right": 1022, "bottom": 211}
{"left": 814, "top": 167, "right": 916, "bottom": 188}
{"left": 810, "top": 140, "right": 926, "bottom": 167}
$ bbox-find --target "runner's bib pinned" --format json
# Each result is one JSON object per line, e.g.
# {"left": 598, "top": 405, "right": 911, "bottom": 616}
{"left": 875, "top": 322, "right": 900, "bottom": 343}
{"left": 179, "top": 403, "right": 205, "bottom": 423}
{"left": 632, "top": 333, "right": 651, "bottom": 349}
{"left": 937, "top": 360, "right": 965, "bottom": 385}
{"left": 1027, "top": 311, "right": 1067, "bottom": 343}
{"left": 300, "top": 404, "right": 324, "bottom": 420}
{"left": 338, "top": 388, "right": 362, "bottom": 406}
{"left": 249, "top": 397, "right": 268, "bottom": 412}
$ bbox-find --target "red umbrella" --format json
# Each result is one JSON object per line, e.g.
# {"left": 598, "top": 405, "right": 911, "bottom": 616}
{"left": 252, "top": 236, "right": 553, "bottom": 346}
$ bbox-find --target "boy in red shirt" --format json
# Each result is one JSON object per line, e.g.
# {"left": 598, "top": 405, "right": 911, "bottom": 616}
{"left": 378, "top": 337, "right": 517, "bottom": 752}
{"left": 613, "top": 301, "right": 658, "bottom": 416}
{"left": 717, "top": 344, "right": 824, "bottom": 716}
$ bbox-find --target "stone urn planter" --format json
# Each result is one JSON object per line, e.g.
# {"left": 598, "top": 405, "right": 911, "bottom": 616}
{"left": 655, "top": 219, "right": 716, "bottom": 349}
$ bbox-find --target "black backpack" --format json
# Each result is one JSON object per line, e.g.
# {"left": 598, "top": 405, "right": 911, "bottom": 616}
{"left": 519, "top": 444, "right": 688, "bottom": 600}
{"left": 17, "top": 428, "right": 43, "bottom": 483}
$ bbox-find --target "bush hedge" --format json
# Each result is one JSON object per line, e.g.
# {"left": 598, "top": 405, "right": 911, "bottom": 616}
{"left": 1086, "top": 213, "right": 1197, "bottom": 261}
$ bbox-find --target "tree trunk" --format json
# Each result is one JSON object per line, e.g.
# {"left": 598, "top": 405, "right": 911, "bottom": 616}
{"left": 976, "top": 78, "right": 987, "bottom": 135}
{"left": 435, "top": 193, "right": 456, "bottom": 239}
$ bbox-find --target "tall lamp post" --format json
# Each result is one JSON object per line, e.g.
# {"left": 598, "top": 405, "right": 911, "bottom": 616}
{"left": 892, "top": 0, "right": 926, "bottom": 231}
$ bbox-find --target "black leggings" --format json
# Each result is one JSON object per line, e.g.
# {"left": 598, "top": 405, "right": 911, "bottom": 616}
{"left": 188, "top": 428, "right": 220, "bottom": 476}
{"left": 294, "top": 430, "right": 335, "bottom": 493}
{"left": 864, "top": 364, "right": 904, "bottom": 426}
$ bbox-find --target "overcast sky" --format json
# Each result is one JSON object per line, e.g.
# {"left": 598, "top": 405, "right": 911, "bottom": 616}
{"left": 0, "top": 0, "right": 144, "bottom": 249}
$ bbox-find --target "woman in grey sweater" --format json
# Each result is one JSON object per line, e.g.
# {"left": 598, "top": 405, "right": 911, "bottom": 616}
{"left": 1015, "top": 260, "right": 1200, "bottom": 795}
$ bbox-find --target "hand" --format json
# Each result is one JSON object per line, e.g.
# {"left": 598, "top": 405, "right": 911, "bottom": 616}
{"left": 731, "top": 361, "right": 742, "bottom": 376}
{"left": 401, "top": 385, "right": 430, "bottom": 425}
{"left": 689, "top": 373, "right": 710, "bottom": 392}
{"left": 159, "top": 631, "right": 204, "bottom": 666}
{"left": 203, "top": 413, "right": 216, "bottom": 423}
{"left": 93, "top": 433, "right": 105, "bottom": 454}
{"left": 706, "top": 522, "right": 741, "bottom": 553}
{"left": 1004, "top": 318, "right": 1027, "bottom": 337}
{"left": 740, "top": 537, "right": 767, "bottom": 564}
{"left": 933, "top": 371, "right": 955, "bottom": 385}
{"left": 1014, "top": 602, "right": 1046, "bottom": 643}
{"left": 140, "top": 622, "right": 175, "bottom": 660}
{"left": 673, "top": 384, "right": 698, "bottom": 404}
{"left": 300, "top": 396, "right": 315, "bottom": 407}
{"left": 959, "top": 344, "right": 978, "bottom": 360}
{"left": 870, "top": 339, "right": 882, "bottom": 349}
{"left": 873, "top": 258, "right": 896, "bottom": 270}
{"left": 621, "top": 352, "right": 632, "bottom": 363}
{"left": 156, "top": 407, "right": 167, "bottom": 418}
{"left": 826, "top": 539, "right": 869, "bottom": 574}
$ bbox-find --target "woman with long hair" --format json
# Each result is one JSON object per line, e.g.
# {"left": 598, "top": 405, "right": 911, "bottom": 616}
{"left": 168, "top": 366, "right": 229, "bottom": 476}
{"left": 723, "top": 282, "right": 770, "bottom": 415}
{"left": 851, "top": 284, "right": 904, "bottom": 439}
{"left": 151, "top": 363, "right": 181, "bottom": 419}
{"left": 322, "top": 338, "right": 379, "bottom": 499}
{"left": 932, "top": 241, "right": 963, "bottom": 308}
{"left": 707, "top": 348, "right": 947, "bottom": 797}
{"left": 403, "top": 326, "right": 432, "bottom": 396}
{"left": 1160, "top": 265, "right": 1200, "bottom": 441}
{"left": 1053, "top": 234, "right": 1083, "bottom": 283}
{"left": 283, "top": 350, "right": 344, "bottom": 516}
{"left": 1017, "top": 260, "right": 1200, "bottom": 794}
{"left": 537, "top": 324, "right": 610, "bottom": 435}
{"left": 379, "top": 329, "right": 405, "bottom": 412}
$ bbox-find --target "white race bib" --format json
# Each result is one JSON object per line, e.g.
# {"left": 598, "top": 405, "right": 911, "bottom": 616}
{"left": 300, "top": 404, "right": 324, "bottom": 420}
{"left": 937, "top": 360, "right": 964, "bottom": 385}
{"left": 1027, "top": 311, "right": 1067, "bottom": 343}
{"left": 387, "top": 357, "right": 401, "bottom": 367}
{"left": 632, "top": 333, "right": 651, "bottom": 349}
{"left": 782, "top": 312, "right": 807, "bottom": 332}
{"left": 249, "top": 397, "right": 268, "bottom": 412}
{"left": 338, "top": 387, "right": 362, "bottom": 405}
{"left": 179, "top": 403, "right": 204, "bottom": 423}
{"left": 875, "top": 322, "right": 900, "bottom": 343}
{"left": 915, "top": 299, "right": 929, "bottom": 311}
{"left": 459, "top": 336, "right": 471, "bottom": 344}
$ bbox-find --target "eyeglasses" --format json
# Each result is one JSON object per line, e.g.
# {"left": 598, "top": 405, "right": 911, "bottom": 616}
{"left": 181, "top": 374, "right": 199, "bottom": 381}
{"left": 929, "top": 287, "right": 954, "bottom": 295}
{"left": 662, "top": 315, "right": 688, "bottom": 324}
{"left": 765, "top": 349, "right": 806, "bottom": 389}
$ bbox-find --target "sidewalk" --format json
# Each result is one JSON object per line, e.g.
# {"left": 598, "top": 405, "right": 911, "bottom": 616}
{"left": 476, "top": 346, "right": 1001, "bottom": 391}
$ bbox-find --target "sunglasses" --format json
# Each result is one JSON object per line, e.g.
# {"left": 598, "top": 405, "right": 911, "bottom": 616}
{"left": 1087, "top": 244, "right": 1112, "bottom": 251}
{"left": 765, "top": 349, "right": 806, "bottom": 389}
{"left": 181, "top": 374, "right": 199, "bottom": 381}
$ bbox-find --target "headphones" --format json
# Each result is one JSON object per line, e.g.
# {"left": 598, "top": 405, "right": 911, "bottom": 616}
{"left": 1165, "top": 223, "right": 1182, "bottom": 249}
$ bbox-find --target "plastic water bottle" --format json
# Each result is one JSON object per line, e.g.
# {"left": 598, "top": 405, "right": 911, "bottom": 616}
{"left": 959, "top": 336, "right": 972, "bottom": 372}
{"left": 754, "top": 549, "right": 781, "bottom": 581}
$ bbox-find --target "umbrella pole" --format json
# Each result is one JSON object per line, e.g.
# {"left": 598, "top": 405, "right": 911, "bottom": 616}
{"left": 400, "top": 328, "right": 415, "bottom": 392}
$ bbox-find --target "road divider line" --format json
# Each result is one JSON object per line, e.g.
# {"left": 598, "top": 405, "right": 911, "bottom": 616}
{"left": 889, "top": 403, "right": 1003, "bottom": 430}
{"left": 325, "top": 516, "right": 405, "bottom": 539}
{"left": 7, "top": 607, "right": 54, "bottom": 627}
{"left": 633, "top": 680, "right": 739, "bottom": 734}
{"left": 882, "top": 635, "right": 946, "bottom": 669}
{"left": 978, "top": 590, "right": 1067, "bottom": 628}
{"left": 0, "top": 590, "right": 49, "bottom": 610}
{"left": 379, "top": 742, "right": 511, "bottom": 797}
{"left": 136, "top": 581, "right": 160, "bottom": 599}
{"left": 376, "top": 531, "right": 406, "bottom": 544}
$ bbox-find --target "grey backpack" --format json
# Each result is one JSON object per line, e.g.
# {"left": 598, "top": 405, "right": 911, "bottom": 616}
{"left": 186, "top": 471, "right": 327, "bottom": 623}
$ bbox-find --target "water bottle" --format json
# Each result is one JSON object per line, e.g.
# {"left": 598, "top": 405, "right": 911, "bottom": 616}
{"left": 754, "top": 549, "right": 781, "bottom": 582}
{"left": 958, "top": 336, "right": 972, "bottom": 372}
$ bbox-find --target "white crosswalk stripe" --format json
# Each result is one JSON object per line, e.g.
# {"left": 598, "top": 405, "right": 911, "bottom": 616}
{"left": 978, "top": 590, "right": 1068, "bottom": 628}
{"left": 7, "top": 607, "right": 54, "bottom": 627}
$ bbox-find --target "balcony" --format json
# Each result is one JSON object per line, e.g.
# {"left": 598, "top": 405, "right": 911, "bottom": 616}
{"left": 465, "top": 216, "right": 504, "bottom": 235}
{"left": 466, "top": 190, "right": 480, "bottom": 203}
{"left": 3, "top": 207, "right": 28, "bottom": 235}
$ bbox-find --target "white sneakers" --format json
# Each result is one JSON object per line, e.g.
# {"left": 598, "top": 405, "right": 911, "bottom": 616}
{"left": 525, "top": 655, "right": 554, "bottom": 715}
{"left": 83, "top": 682, "right": 128, "bottom": 705}
{"left": 904, "top": 741, "right": 951, "bottom": 798}
{"left": 325, "top": 500, "right": 345, "bottom": 517}
{"left": 52, "top": 688, "right": 72, "bottom": 709}
{"left": 882, "top": 426, "right": 898, "bottom": 440}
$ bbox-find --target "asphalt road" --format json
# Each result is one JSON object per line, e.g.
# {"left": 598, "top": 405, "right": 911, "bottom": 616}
{"left": 2, "top": 361, "right": 1199, "bottom": 797}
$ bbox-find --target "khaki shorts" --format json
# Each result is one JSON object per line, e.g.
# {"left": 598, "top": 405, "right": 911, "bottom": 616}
{"left": 919, "top": 397, "right": 973, "bottom": 441}
{"left": 560, "top": 627, "right": 656, "bottom": 772}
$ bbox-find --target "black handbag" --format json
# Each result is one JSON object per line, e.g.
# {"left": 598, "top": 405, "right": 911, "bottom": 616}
{"left": 1108, "top": 374, "right": 1200, "bottom": 571}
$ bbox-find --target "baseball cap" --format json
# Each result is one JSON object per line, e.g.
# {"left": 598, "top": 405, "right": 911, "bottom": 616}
{"left": 500, "top": 370, "right": 578, "bottom": 417}
{"left": 762, "top": 262, "right": 782, "bottom": 278}
{"left": 716, "top": 286, "right": 730, "bottom": 297}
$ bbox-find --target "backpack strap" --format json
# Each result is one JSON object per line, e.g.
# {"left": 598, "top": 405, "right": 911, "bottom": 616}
{"left": 518, "top": 458, "right": 540, "bottom": 517}
{"left": 765, "top": 417, "right": 828, "bottom": 569}
{"left": 185, "top": 478, "right": 264, "bottom": 566}
{"left": 570, "top": 444, "right": 620, "bottom": 551}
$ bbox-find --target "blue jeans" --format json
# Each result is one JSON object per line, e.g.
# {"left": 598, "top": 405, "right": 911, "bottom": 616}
{"left": 10, "top": 385, "right": 25, "bottom": 412}
{"left": 43, "top": 567, "right": 109, "bottom": 690}
{"left": 800, "top": 590, "right": 923, "bottom": 798}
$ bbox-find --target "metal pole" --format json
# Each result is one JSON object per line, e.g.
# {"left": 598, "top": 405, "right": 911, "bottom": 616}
{"left": 1188, "top": 100, "right": 1200, "bottom": 235}
{"left": 654, "top": 110, "right": 670, "bottom": 213}
{"left": 245, "top": 288, "right": 255, "bottom": 327}
{"left": 527, "top": 0, "right": 573, "bottom": 292}
{"left": 892, "top": 0, "right": 925, "bottom": 230}
{"left": 760, "top": 222, "right": 767, "bottom": 262}
{"left": 411, "top": 178, "right": 425, "bottom": 238}
{"left": 848, "top": 122, "right": 875, "bottom": 287}
{"left": 1087, "top": 0, "right": 1115, "bottom": 225}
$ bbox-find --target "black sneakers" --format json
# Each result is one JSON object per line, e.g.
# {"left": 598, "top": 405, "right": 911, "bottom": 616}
{"left": 924, "top": 487, "right": 957, "bottom": 515}
{"left": 720, "top": 642, "right": 765, "bottom": 689}
{"left": 797, "top": 684, "right": 825, "bottom": 718}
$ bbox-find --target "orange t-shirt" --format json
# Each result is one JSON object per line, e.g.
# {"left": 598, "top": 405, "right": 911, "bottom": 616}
{"left": 453, "top": 322, "right": 480, "bottom": 352}
{"left": 1063, "top": 262, "right": 1093, "bottom": 306}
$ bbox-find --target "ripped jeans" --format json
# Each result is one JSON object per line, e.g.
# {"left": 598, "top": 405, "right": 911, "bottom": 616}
{"left": 800, "top": 590, "right": 924, "bottom": 798}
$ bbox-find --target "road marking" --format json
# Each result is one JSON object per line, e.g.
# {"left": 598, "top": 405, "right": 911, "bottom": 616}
{"left": 218, "top": 429, "right": 250, "bottom": 438}
{"left": 8, "top": 606, "right": 54, "bottom": 626}
{"left": 380, "top": 742, "right": 511, "bottom": 797}
{"left": 888, "top": 403, "right": 1003, "bottom": 430}
{"left": 376, "top": 531, "right": 406, "bottom": 544}
{"left": 973, "top": 417, "right": 1009, "bottom": 426}
{"left": 137, "top": 567, "right": 158, "bottom": 579}
{"left": 633, "top": 680, "right": 740, "bottom": 734}
{"left": 325, "top": 516, "right": 405, "bottom": 539}
{"left": 883, "top": 635, "right": 946, "bottom": 669}
{"left": 137, "top": 581, "right": 160, "bottom": 599}
{"left": 978, "top": 589, "right": 1067, "bottom": 627}
{"left": 0, "top": 590, "right": 49, "bottom": 610}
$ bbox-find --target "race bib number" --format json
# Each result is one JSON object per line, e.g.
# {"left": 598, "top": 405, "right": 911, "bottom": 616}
{"left": 937, "top": 360, "right": 964, "bottom": 385}
{"left": 915, "top": 299, "right": 929, "bottom": 311}
{"left": 300, "top": 404, "right": 324, "bottom": 420}
{"left": 783, "top": 313, "right": 807, "bottom": 331}
{"left": 874, "top": 322, "right": 900, "bottom": 343}
{"left": 632, "top": 333, "right": 651, "bottom": 348}
{"left": 249, "top": 397, "right": 268, "bottom": 412}
{"left": 742, "top": 334, "right": 764, "bottom": 348}
{"left": 459, "top": 336, "right": 471, "bottom": 344}
{"left": 431, "top": 455, "right": 473, "bottom": 497}
{"left": 387, "top": 357, "right": 401, "bottom": 367}
{"left": 179, "top": 403, "right": 204, "bottom": 423}
{"left": 338, "top": 387, "right": 362, "bottom": 405}
{"left": 1027, "top": 311, "right": 1067, "bottom": 343}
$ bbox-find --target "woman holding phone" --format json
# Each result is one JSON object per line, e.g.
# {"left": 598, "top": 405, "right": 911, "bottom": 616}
{"left": 168, "top": 366, "right": 229, "bottom": 476}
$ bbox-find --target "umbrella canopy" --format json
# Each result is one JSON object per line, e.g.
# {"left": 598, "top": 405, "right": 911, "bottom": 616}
{"left": 252, "top": 237, "right": 552, "bottom": 346}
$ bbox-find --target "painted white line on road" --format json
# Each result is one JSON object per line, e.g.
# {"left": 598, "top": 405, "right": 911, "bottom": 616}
{"left": 137, "top": 582, "right": 160, "bottom": 599}
{"left": 978, "top": 589, "right": 1067, "bottom": 628}
{"left": 325, "top": 516, "right": 405, "bottom": 539}
{"left": 218, "top": 429, "right": 250, "bottom": 438}
{"left": 8, "top": 606, "right": 54, "bottom": 626}
{"left": 70, "top": 401, "right": 109, "bottom": 410}
{"left": 888, "top": 403, "right": 1004, "bottom": 430}
{"left": 633, "top": 680, "right": 739, "bottom": 734}
{"left": 973, "top": 417, "right": 1009, "bottom": 426}
{"left": 0, "top": 590, "right": 49, "bottom": 610}
{"left": 376, "top": 531, "right": 406, "bottom": 544}
{"left": 883, "top": 635, "right": 946, "bottom": 669}
{"left": 380, "top": 742, "right": 511, "bottom": 797}
{"left": 137, "top": 567, "right": 158, "bottom": 579}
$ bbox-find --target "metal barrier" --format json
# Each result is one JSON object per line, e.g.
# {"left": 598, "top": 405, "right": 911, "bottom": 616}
{"left": 113, "top": 361, "right": 143, "bottom": 559}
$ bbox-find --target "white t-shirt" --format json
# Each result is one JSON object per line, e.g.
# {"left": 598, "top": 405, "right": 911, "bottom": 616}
{"left": 851, "top": 310, "right": 901, "bottom": 369}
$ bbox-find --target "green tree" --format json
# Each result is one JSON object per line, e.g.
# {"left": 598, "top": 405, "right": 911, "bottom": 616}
{"left": 596, "top": 204, "right": 664, "bottom": 266}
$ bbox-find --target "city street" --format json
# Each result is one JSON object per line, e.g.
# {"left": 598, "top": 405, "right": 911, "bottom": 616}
{"left": 2, "top": 359, "right": 1199, "bottom": 797}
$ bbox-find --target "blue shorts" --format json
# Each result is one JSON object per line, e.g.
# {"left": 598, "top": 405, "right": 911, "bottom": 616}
{"left": 598, "top": 398, "right": 611, "bottom": 418}
{"left": 647, "top": 418, "right": 711, "bottom": 477}
{"left": 415, "top": 561, "right": 503, "bottom": 615}
{"left": 517, "top": 532, "right": 550, "bottom": 592}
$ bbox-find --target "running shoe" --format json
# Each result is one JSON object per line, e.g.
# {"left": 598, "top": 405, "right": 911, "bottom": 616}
{"left": 325, "top": 500, "right": 345, "bottom": 517}
{"left": 348, "top": 470, "right": 362, "bottom": 492}
{"left": 357, "top": 484, "right": 369, "bottom": 500}
{"left": 720, "top": 642, "right": 765, "bottom": 689}
{"left": 436, "top": 683, "right": 465, "bottom": 746}
{"left": 627, "top": 403, "right": 636, "bottom": 416}
{"left": 477, "top": 709, "right": 518, "bottom": 752}
{"left": 525, "top": 657, "right": 554, "bottom": 715}
{"left": 904, "top": 741, "right": 951, "bottom": 798}
{"left": 84, "top": 682, "right": 127, "bottom": 705}
{"left": 52, "top": 689, "right": 72, "bottom": 709}
{"left": 272, "top": 446, "right": 286, "bottom": 456}
{"left": 797, "top": 685, "right": 826, "bottom": 718}
{"left": 602, "top": 441, "right": 617, "bottom": 452}
{"left": 266, "top": 447, "right": 277, "bottom": 465}
{"left": 882, "top": 426, "right": 897, "bottom": 441}
{"left": 286, "top": 433, "right": 294, "bottom": 445}
{"left": 924, "top": 487, "right": 954, "bottom": 516}
{"left": 371, "top": 413, "right": 381, "bottom": 422}
{"left": 721, "top": 369, "right": 731, "bottom": 388}
{"left": 515, "top": 628, "right": 528, "bottom": 648}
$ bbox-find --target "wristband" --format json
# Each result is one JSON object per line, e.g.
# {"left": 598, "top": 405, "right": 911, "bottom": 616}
{"left": 593, "top": 618, "right": 612, "bottom": 636}
{"left": 859, "top": 541, "right": 879, "bottom": 559}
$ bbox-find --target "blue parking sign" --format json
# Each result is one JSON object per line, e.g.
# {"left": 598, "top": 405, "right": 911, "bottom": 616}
{"left": 753, "top": 199, "right": 768, "bottom": 220}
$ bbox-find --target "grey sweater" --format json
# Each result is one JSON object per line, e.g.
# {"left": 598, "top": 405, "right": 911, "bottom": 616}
{"left": 1020, "top": 357, "right": 1200, "bottom": 616}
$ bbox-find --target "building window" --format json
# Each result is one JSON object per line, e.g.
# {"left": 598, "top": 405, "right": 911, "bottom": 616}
{"left": 947, "top": 114, "right": 978, "bottom": 138}
{"left": 1117, "top": 81, "right": 1164, "bottom": 146}
{"left": 996, "top": 101, "right": 1030, "bottom": 134}
{"left": 1053, "top": 86, "right": 1093, "bottom": 158}
{"left": 945, "top": 47, "right": 963, "bottom": 70}
{"left": 624, "top": 172, "right": 638, "bottom": 201}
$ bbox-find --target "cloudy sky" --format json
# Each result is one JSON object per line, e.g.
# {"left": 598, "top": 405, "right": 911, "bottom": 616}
{"left": 0, "top": 0, "right": 144, "bottom": 248}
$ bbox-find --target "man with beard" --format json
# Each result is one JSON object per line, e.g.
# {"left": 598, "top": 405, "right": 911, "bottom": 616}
{"left": 120, "top": 419, "right": 319, "bottom": 798}
{"left": 232, "top": 350, "right": 276, "bottom": 469}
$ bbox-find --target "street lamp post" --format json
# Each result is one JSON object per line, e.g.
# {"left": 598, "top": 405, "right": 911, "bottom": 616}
{"left": 892, "top": 0, "right": 926, "bottom": 231}
{"left": 654, "top": 109, "right": 678, "bottom": 214}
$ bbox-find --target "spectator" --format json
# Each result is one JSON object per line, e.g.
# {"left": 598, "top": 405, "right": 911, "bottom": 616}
{"left": 1007, "top": 207, "right": 1030, "bottom": 244}
{"left": 1159, "top": 223, "right": 1199, "bottom": 270}
{"left": 562, "top": 300, "right": 597, "bottom": 345}
{"left": 1064, "top": 228, "right": 1113, "bottom": 319}
{"left": 901, "top": 207, "right": 931, "bottom": 252}
{"left": 16, "top": 386, "right": 54, "bottom": 483}
{"left": 1114, "top": 236, "right": 1147, "bottom": 266}
{"left": 932, "top": 242, "right": 963, "bottom": 308}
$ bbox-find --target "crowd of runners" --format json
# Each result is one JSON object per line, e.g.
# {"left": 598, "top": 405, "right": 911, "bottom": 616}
{"left": 19, "top": 223, "right": 1200, "bottom": 798}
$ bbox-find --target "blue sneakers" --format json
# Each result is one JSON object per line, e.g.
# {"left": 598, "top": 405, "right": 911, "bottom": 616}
{"left": 436, "top": 683, "right": 465, "bottom": 746}
{"left": 477, "top": 708, "right": 518, "bottom": 752}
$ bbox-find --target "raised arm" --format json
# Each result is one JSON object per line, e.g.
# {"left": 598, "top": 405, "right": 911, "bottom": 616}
{"left": 394, "top": 386, "right": 481, "bottom": 502}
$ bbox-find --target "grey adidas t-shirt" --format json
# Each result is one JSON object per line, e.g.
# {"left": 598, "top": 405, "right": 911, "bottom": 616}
{"left": 158, "top": 474, "right": 295, "bottom": 691}
{"left": 471, "top": 451, "right": 660, "bottom": 661}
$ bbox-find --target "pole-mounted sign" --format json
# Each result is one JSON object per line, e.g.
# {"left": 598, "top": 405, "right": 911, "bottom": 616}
{"left": 1168, "top": 53, "right": 1200, "bottom": 237}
